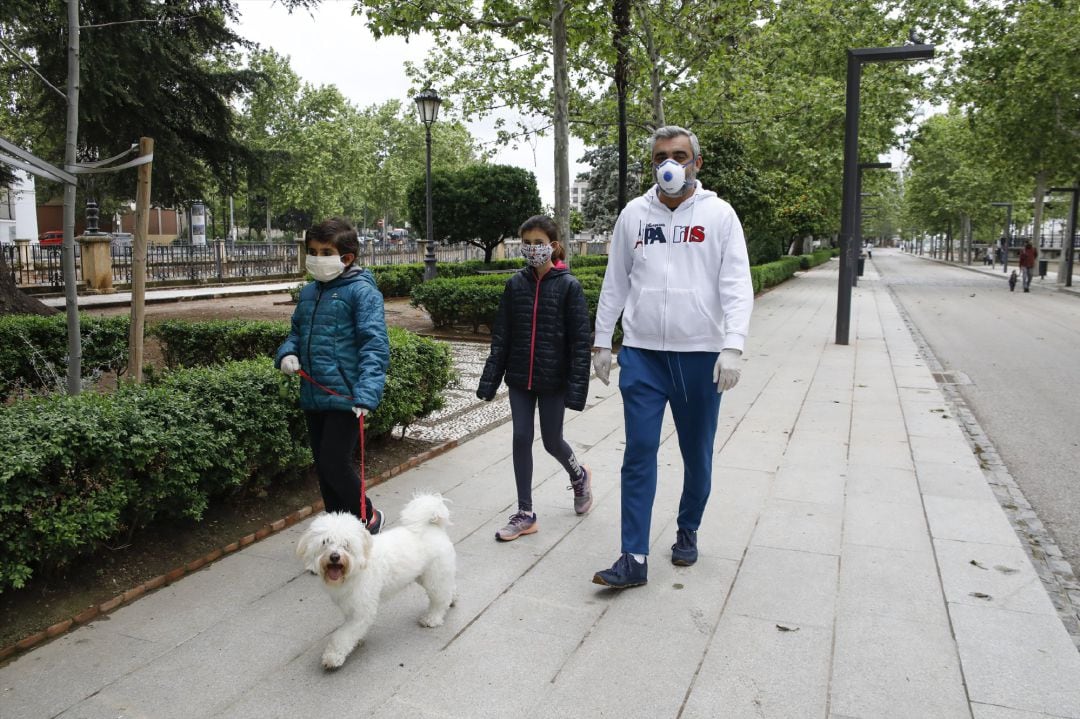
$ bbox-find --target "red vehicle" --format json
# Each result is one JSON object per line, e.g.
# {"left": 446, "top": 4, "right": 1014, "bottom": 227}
{"left": 38, "top": 230, "right": 64, "bottom": 247}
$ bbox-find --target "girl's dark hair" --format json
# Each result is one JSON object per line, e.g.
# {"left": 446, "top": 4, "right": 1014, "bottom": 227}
{"left": 306, "top": 217, "right": 359, "bottom": 261}
{"left": 518, "top": 214, "right": 565, "bottom": 262}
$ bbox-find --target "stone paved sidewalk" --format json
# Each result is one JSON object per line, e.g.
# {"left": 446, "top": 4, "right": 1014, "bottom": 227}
{"left": 3, "top": 257, "right": 1080, "bottom": 718}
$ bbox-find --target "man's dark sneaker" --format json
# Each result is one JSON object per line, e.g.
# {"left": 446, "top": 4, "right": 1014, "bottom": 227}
{"left": 364, "top": 509, "right": 385, "bottom": 536}
{"left": 592, "top": 553, "right": 648, "bottom": 588}
{"left": 671, "top": 528, "right": 698, "bottom": 566}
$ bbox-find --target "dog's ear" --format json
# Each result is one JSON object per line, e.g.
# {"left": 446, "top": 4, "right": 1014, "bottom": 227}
{"left": 295, "top": 528, "right": 317, "bottom": 562}
{"left": 353, "top": 530, "right": 373, "bottom": 569}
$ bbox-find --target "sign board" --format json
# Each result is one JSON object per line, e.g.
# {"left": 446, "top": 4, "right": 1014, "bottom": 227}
{"left": 191, "top": 202, "right": 207, "bottom": 246}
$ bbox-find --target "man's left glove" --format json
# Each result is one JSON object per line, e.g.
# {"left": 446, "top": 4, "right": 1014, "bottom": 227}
{"left": 353, "top": 407, "right": 370, "bottom": 419}
{"left": 713, "top": 349, "right": 743, "bottom": 392}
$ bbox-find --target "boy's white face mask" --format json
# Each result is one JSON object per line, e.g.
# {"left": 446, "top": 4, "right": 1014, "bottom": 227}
{"left": 307, "top": 254, "right": 346, "bottom": 282}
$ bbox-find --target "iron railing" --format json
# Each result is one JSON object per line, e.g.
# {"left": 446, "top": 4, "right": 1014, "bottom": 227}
{"left": 4, "top": 244, "right": 82, "bottom": 289}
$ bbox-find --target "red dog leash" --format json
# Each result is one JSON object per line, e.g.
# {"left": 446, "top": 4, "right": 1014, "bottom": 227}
{"left": 297, "top": 369, "right": 367, "bottom": 523}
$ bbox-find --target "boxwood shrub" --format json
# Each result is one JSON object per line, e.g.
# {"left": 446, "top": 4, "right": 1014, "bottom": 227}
{"left": 0, "top": 358, "right": 309, "bottom": 592}
{"left": 0, "top": 314, "right": 131, "bottom": 400}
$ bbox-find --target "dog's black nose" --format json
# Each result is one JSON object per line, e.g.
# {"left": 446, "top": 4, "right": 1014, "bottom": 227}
{"left": 329, "top": 552, "right": 340, "bottom": 563}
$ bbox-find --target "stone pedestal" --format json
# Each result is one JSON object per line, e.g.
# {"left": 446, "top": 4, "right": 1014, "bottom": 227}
{"left": 14, "top": 238, "right": 31, "bottom": 268}
{"left": 416, "top": 240, "right": 428, "bottom": 264}
{"left": 577, "top": 240, "right": 588, "bottom": 257}
{"left": 78, "top": 235, "right": 115, "bottom": 294}
{"left": 296, "top": 239, "right": 307, "bottom": 274}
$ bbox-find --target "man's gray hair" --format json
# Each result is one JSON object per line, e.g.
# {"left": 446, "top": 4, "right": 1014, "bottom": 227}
{"left": 648, "top": 125, "right": 701, "bottom": 159}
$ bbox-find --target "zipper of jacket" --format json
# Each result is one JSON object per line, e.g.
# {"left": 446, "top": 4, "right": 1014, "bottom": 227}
{"left": 661, "top": 203, "right": 676, "bottom": 350}
{"left": 306, "top": 285, "right": 324, "bottom": 375}
{"left": 527, "top": 270, "right": 545, "bottom": 389}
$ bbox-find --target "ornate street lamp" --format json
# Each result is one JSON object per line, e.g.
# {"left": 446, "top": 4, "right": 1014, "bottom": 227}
{"left": 414, "top": 88, "right": 442, "bottom": 281}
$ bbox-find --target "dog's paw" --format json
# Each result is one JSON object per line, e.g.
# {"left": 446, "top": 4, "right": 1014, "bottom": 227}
{"left": 418, "top": 613, "right": 446, "bottom": 628}
{"left": 321, "top": 649, "right": 348, "bottom": 670}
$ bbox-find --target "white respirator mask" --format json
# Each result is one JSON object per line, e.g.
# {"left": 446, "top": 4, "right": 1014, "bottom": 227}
{"left": 307, "top": 255, "right": 346, "bottom": 282}
{"left": 655, "top": 158, "right": 694, "bottom": 197}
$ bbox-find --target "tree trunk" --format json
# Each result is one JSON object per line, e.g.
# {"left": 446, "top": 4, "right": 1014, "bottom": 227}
{"left": 634, "top": 1, "right": 664, "bottom": 127}
{"left": 552, "top": 0, "right": 571, "bottom": 252}
{"left": 0, "top": 253, "right": 59, "bottom": 315}
{"left": 613, "top": 0, "right": 631, "bottom": 214}
{"left": 1032, "top": 170, "right": 1047, "bottom": 251}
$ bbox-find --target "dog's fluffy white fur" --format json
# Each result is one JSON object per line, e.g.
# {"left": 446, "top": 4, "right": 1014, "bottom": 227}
{"left": 296, "top": 493, "right": 456, "bottom": 669}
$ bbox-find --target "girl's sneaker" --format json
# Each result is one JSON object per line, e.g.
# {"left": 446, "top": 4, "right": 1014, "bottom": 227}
{"left": 495, "top": 512, "right": 538, "bottom": 541}
{"left": 569, "top": 466, "right": 593, "bottom": 515}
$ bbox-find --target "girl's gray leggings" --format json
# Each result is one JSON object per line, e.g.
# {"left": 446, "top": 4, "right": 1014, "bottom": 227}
{"left": 508, "top": 385, "right": 583, "bottom": 513}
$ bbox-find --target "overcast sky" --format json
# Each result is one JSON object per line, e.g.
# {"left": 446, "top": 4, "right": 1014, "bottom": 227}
{"left": 232, "top": 0, "right": 587, "bottom": 207}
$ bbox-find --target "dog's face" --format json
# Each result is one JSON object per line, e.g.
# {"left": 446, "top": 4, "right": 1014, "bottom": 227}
{"left": 296, "top": 512, "right": 373, "bottom": 586}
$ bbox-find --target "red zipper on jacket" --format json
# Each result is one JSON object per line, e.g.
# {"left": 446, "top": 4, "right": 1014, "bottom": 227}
{"left": 527, "top": 270, "right": 545, "bottom": 389}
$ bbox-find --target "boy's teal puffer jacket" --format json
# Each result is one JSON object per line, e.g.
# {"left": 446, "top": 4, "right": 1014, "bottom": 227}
{"left": 275, "top": 267, "right": 390, "bottom": 413}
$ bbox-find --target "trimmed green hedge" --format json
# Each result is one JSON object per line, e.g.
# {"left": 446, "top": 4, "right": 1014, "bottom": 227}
{"left": 148, "top": 318, "right": 455, "bottom": 436}
{"left": 0, "top": 359, "right": 309, "bottom": 592}
{"left": 0, "top": 314, "right": 130, "bottom": 400}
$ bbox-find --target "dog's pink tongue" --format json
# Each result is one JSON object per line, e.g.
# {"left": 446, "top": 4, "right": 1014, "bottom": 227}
{"left": 326, "top": 565, "right": 343, "bottom": 581}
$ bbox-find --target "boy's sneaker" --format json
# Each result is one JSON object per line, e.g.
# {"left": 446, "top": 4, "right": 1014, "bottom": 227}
{"left": 569, "top": 466, "right": 593, "bottom": 515}
{"left": 592, "top": 553, "right": 648, "bottom": 588}
{"left": 671, "top": 528, "right": 698, "bottom": 566}
{"left": 495, "top": 512, "right": 538, "bottom": 542}
{"left": 364, "top": 509, "right": 385, "bottom": 536}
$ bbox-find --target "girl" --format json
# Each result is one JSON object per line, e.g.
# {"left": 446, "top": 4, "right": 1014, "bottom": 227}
{"left": 477, "top": 215, "right": 594, "bottom": 541}
{"left": 276, "top": 218, "right": 391, "bottom": 533}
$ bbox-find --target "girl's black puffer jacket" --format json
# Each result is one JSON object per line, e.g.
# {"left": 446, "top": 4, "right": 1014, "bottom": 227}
{"left": 476, "top": 265, "right": 592, "bottom": 410}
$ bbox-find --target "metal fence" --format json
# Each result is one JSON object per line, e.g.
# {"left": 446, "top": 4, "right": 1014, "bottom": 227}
{"left": 110, "top": 243, "right": 299, "bottom": 284}
{"left": 3, "top": 244, "right": 82, "bottom": 290}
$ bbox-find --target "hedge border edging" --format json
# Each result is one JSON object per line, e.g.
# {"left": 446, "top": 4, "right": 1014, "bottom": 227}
{"left": 0, "top": 436, "right": 460, "bottom": 666}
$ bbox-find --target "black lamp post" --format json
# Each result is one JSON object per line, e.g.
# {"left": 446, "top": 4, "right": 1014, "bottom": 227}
{"left": 414, "top": 88, "right": 442, "bottom": 281}
{"left": 990, "top": 201, "right": 1013, "bottom": 273}
{"left": 836, "top": 41, "right": 934, "bottom": 345}
{"left": 853, "top": 162, "right": 891, "bottom": 287}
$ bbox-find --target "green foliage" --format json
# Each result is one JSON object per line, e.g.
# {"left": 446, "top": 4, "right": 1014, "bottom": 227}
{"left": 0, "top": 359, "right": 310, "bottom": 592}
{"left": 406, "top": 164, "right": 542, "bottom": 263}
{"left": 371, "top": 328, "right": 457, "bottom": 436}
{"left": 410, "top": 278, "right": 506, "bottom": 332}
{"left": 0, "top": 315, "right": 130, "bottom": 399}
{"left": 367, "top": 259, "right": 526, "bottom": 298}
{"left": 149, "top": 319, "right": 287, "bottom": 368}
{"left": 749, "top": 257, "right": 803, "bottom": 295}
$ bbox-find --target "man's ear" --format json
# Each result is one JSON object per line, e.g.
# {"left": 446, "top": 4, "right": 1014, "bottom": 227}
{"left": 694, "top": 154, "right": 703, "bottom": 171}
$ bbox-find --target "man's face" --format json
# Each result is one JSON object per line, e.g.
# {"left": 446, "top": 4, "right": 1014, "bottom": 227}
{"left": 652, "top": 135, "right": 702, "bottom": 183}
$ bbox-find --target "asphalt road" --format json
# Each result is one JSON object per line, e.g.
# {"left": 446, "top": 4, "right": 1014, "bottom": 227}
{"left": 873, "top": 248, "right": 1080, "bottom": 578}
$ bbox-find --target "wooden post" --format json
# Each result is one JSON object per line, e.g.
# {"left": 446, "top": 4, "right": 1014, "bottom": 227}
{"left": 128, "top": 137, "right": 153, "bottom": 382}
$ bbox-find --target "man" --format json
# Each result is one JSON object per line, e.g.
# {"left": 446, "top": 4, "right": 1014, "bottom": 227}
{"left": 1018, "top": 241, "right": 1036, "bottom": 292}
{"left": 590, "top": 126, "right": 754, "bottom": 588}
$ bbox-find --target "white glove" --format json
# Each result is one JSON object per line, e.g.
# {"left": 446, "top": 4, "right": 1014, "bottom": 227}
{"left": 353, "top": 407, "right": 369, "bottom": 419}
{"left": 592, "top": 348, "right": 612, "bottom": 385}
{"left": 280, "top": 355, "right": 300, "bottom": 375}
{"left": 713, "top": 349, "right": 742, "bottom": 392}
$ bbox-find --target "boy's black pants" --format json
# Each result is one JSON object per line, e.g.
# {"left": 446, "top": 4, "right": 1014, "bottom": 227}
{"left": 304, "top": 410, "right": 376, "bottom": 520}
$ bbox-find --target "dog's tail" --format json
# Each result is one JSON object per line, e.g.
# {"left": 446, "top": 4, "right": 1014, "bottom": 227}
{"left": 399, "top": 492, "right": 451, "bottom": 530}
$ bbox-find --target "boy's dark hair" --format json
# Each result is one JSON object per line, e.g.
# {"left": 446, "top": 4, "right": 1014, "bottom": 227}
{"left": 518, "top": 214, "right": 565, "bottom": 262}
{"left": 306, "top": 218, "right": 359, "bottom": 261}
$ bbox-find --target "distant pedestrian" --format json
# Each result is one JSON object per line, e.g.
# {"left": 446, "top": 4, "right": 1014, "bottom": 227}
{"left": 1018, "top": 241, "right": 1037, "bottom": 292}
{"left": 476, "top": 214, "right": 594, "bottom": 542}
{"left": 1009, "top": 270, "right": 1018, "bottom": 292}
{"left": 590, "top": 125, "right": 754, "bottom": 588}
{"left": 276, "top": 218, "right": 390, "bottom": 533}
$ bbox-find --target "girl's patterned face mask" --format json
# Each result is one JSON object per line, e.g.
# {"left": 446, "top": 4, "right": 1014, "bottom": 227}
{"left": 521, "top": 242, "right": 554, "bottom": 267}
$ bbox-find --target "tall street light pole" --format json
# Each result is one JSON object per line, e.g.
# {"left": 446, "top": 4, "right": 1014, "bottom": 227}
{"left": 836, "top": 41, "right": 934, "bottom": 345}
{"left": 853, "top": 162, "right": 891, "bottom": 288}
{"left": 991, "top": 201, "right": 1013, "bottom": 273}
{"left": 414, "top": 88, "right": 442, "bottom": 282}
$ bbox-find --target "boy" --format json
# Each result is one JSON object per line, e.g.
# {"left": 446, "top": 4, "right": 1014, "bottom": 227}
{"left": 276, "top": 218, "right": 390, "bottom": 532}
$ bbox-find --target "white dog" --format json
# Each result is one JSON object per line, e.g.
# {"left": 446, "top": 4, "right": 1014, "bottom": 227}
{"left": 296, "top": 493, "right": 456, "bottom": 669}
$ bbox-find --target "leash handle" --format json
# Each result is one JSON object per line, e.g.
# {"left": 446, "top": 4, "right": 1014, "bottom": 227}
{"left": 297, "top": 369, "right": 368, "bottom": 523}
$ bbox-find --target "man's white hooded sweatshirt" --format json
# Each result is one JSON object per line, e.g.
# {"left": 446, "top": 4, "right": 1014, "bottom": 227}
{"left": 594, "top": 181, "right": 753, "bottom": 353}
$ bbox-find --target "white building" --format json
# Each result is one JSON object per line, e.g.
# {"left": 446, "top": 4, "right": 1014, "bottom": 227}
{"left": 569, "top": 179, "right": 589, "bottom": 214}
{"left": 0, "top": 170, "right": 38, "bottom": 244}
